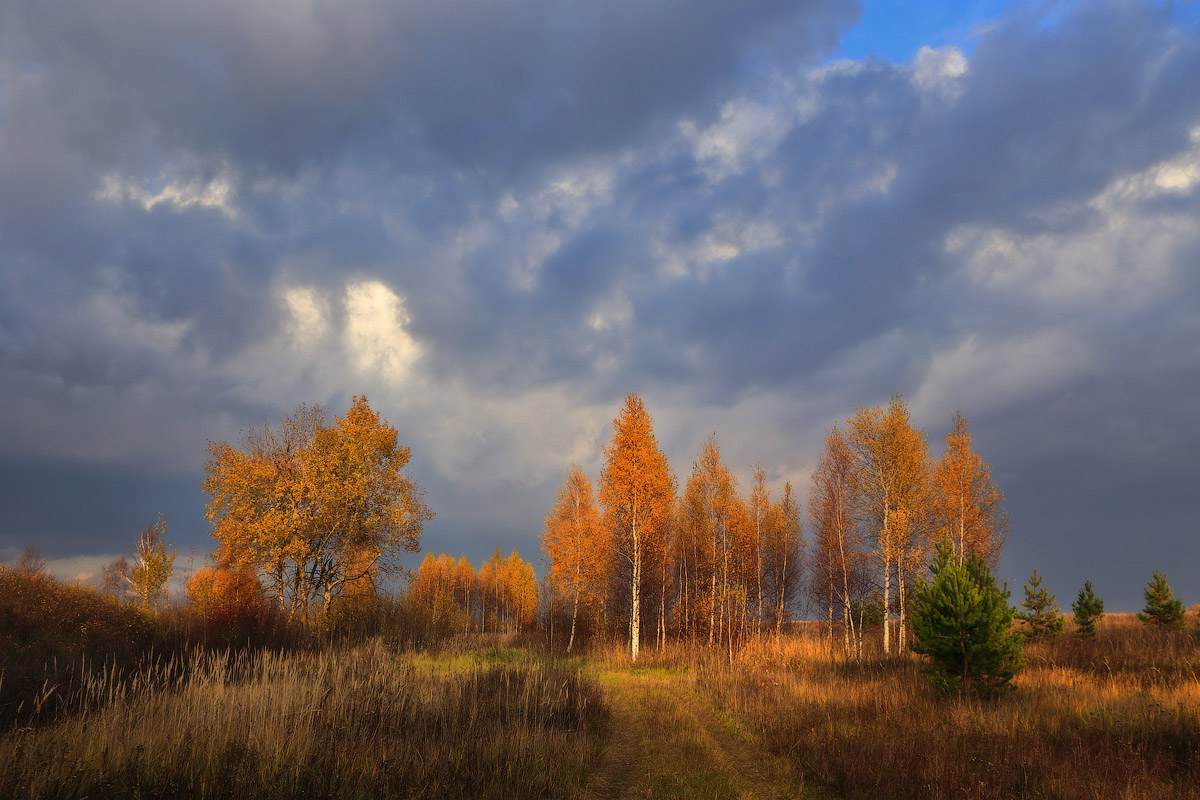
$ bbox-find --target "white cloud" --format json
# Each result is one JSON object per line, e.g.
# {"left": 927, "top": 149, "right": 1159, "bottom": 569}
{"left": 946, "top": 132, "right": 1200, "bottom": 309}
{"left": 414, "top": 384, "right": 611, "bottom": 488}
{"left": 910, "top": 45, "right": 968, "bottom": 103}
{"left": 45, "top": 553, "right": 123, "bottom": 583}
{"left": 910, "top": 330, "right": 1094, "bottom": 425}
{"left": 344, "top": 280, "right": 421, "bottom": 383}
{"left": 97, "top": 171, "right": 238, "bottom": 219}
{"left": 283, "top": 286, "right": 329, "bottom": 349}
{"left": 86, "top": 276, "right": 192, "bottom": 356}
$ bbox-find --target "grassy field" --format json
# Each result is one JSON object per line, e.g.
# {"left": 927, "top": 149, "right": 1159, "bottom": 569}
{"left": 3, "top": 609, "right": 1199, "bottom": 799}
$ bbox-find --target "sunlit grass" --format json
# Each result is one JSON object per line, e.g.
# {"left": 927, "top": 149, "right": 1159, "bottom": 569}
{"left": 691, "top": 615, "right": 1200, "bottom": 800}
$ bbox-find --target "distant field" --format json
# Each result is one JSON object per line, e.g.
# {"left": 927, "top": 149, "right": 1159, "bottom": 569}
{"left": 3, "top": 612, "right": 1199, "bottom": 799}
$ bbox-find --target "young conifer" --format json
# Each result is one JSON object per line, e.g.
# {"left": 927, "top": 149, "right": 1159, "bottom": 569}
{"left": 1137, "top": 570, "right": 1186, "bottom": 628}
{"left": 1016, "top": 569, "right": 1064, "bottom": 639}
{"left": 909, "top": 543, "right": 1024, "bottom": 698}
{"left": 1071, "top": 581, "right": 1104, "bottom": 638}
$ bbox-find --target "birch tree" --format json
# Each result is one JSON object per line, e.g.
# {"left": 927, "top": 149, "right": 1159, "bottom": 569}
{"left": 541, "top": 466, "right": 604, "bottom": 652}
{"left": 932, "top": 411, "right": 1008, "bottom": 567}
{"left": 599, "top": 393, "right": 673, "bottom": 663}
{"left": 846, "top": 396, "right": 930, "bottom": 654}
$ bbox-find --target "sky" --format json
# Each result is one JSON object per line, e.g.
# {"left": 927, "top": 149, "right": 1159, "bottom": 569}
{"left": 1, "top": 0, "right": 1198, "bottom": 612}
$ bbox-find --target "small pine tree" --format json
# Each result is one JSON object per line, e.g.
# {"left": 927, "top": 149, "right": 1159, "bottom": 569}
{"left": 910, "top": 543, "right": 1025, "bottom": 698}
{"left": 1137, "top": 570, "right": 1186, "bottom": 628}
{"left": 1016, "top": 569, "right": 1064, "bottom": 639}
{"left": 1071, "top": 581, "right": 1104, "bottom": 638}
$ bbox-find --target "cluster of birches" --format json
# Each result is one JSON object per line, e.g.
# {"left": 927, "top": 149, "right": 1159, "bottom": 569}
{"left": 404, "top": 393, "right": 1008, "bottom": 662}
{"left": 196, "top": 390, "right": 1007, "bottom": 664}
{"left": 407, "top": 549, "right": 541, "bottom": 636}
{"left": 526, "top": 392, "right": 1010, "bottom": 662}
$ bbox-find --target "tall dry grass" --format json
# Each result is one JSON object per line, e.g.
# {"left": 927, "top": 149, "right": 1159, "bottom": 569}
{"left": 1, "top": 639, "right": 608, "bottom": 799}
{"left": 696, "top": 614, "right": 1200, "bottom": 800}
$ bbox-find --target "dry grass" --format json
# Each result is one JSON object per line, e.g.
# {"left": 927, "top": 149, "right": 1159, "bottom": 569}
{"left": 6, "top": 580, "right": 1199, "bottom": 800}
{"left": 695, "top": 614, "right": 1200, "bottom": 799}
{"left": 0, "top": 640, "right": 608, "bottom": 800}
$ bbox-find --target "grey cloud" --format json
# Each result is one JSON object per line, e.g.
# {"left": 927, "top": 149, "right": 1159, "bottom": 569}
{"left": 5, "top": 0, "right": 858, "bottom": 175}
{"left": 1, "top": 0, "right": 1199, "bottom": 610}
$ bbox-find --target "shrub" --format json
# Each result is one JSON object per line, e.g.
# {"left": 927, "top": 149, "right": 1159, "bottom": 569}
{"left": 186, "top": 566, "right": 278, "bottom": 647}
{"left": 909, "top": 544, "right": 1024, "bottom": 698}
{"left": 0, "top": 565, "right": 160, "bottom": 723}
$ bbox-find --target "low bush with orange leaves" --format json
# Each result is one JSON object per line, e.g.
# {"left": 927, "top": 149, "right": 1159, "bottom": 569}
{"left": 0, "top": 565, "right": 162, "bottom": 723}
{"left": 185, "top": 565, "right": 289, "bottom": 648}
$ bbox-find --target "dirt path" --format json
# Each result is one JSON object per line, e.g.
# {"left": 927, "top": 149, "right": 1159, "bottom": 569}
{"left": 579, "top": 669, "right": 822, "bottom": 800}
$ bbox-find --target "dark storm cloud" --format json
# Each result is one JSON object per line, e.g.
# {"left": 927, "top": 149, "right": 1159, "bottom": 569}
{"left": 3, "top": 0, "right": 857, "bottom": 174}
{"left": 1, "top": 0, "right": 1198, "bottom": 609}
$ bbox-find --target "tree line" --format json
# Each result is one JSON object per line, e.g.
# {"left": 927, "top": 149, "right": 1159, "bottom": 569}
{"left": 407, "top": 549, "right": 539, "bottom": 637}
{"left": 43, "top": 390, "right": 1191, "bottom": 671}
{"left": 540, "top": 393, "right": 1010, "bottom": 662}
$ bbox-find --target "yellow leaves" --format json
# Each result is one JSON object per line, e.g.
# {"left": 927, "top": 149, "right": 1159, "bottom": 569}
{"left": 599, "top": 393, "right": 674, "bottom": 538}
{"left": 542, "top": 466, "right": 606, "bottom": 607}
{"left": 931, "top": 411, "right": 1008, "bottom": 566}
{"left": 845, "top": 394, "right": 931, "bottom": 555}
{"left": 202, "top": 396, "right": 433, "bottom": 614}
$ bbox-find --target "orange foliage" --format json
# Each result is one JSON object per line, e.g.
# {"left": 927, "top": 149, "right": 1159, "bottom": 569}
{"left": 187, "top": 565, "right": 272, "bottom": 645}
{"left": 931, "top": 411, "right": 1009, "bottom": 567}
{"left": 541, "top": 466, "right": 606, "bottom": 651}
{"left": 203, "top": 396, "right": 434, "bottom": 617}
{"left": 599, "top": 393, "right": 674, "bottom": 662}
{"left": 845, "top": 395, "right": 931, "bottom": 653}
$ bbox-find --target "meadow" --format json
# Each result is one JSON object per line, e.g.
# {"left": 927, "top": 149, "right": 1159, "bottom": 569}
{"left": 3, "top": 567, "right": 1199, "bottom": 799}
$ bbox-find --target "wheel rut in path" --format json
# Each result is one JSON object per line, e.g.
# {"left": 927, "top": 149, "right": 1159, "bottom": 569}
{"left": 580, "top": 670, "right": 816, "bottom": 800}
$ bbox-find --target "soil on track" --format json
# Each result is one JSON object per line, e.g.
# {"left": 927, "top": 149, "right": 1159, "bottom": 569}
{"left": 579, "top": 670, "right": 829, "bottom": 800}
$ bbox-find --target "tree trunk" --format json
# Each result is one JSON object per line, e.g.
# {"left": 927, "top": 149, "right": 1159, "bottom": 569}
{"left": 568, "top": 589, "right": 579, "bottom": 653}
{"left": 883, "top": 552, "right": 891, "bottom": 655}
{"left": 630, "top": 522, "right": 641, "bottom": 663}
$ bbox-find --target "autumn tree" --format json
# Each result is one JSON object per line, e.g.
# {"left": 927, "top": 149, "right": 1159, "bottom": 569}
{"left": 677, "top": 435, "right": 741, "bottom": 650}
{"left": 542, "top": 466, "right": 605, "bottom": 652}
{"left": 128, "top": 514, "right": 175, "bottom": 613}
{"left": 203, "top": 396, "right": 433, "bottom": 618}
{"left": 599, "top": 393, "right": 674, "bottom": 663}
{"left": 453, "top": 555, "right": 478, "bottom": 634}
{"left": 932, "top": 412, "right": 1008, "bottom": 567}
{"left": 763, "top": 481, "right": 803, "bottom": 636}
{"left": 809, "top": 425, "right": 864, "bottom": 654}
{"left": 748, "top": 465, "right": 770, "bottom": 631}
{"left": 14, "top": 544, "right": 47, "bottom": 576}
{"left": 409, "top": 552, "right": 459, "bottom": 635}
{"left": 100, "top": 555, "right": 132, "bottom": 600}
{"left": 187, "top": 564, "right": 270, "bottom": 644}
{"left": 846, "top": 396, "right": 930, "bottom": 654}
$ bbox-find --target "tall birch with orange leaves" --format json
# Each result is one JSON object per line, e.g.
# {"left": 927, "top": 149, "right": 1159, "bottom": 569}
{"left": 763, "top": 481, "right": 803, "bottom": 635}
{"left": 809, "top": 425, "right": 863, "bottom": 654}
{"left": 845, "top": 396, "right": 931, "bottom": 654}
{"left": 748, "top": 465, "right": 770, "bottom": 631}
{"left": 932, "top": 411, "right": 1009, "bottom": 568}
{"left": 599, "top": 393, "right": 673, "bottom": 663}
{"left": 678, "top": 436, "right": 741, "bottom": 647}
{"left": 541, "top": 465, "right": 606, "bottom": 652}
